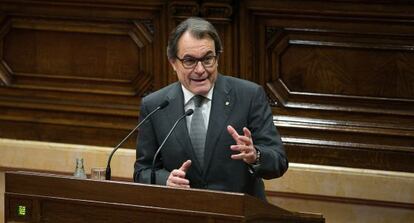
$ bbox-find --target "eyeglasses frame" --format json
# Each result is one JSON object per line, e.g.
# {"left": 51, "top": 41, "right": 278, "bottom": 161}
{"left": 175, "top": 53, "right": 220, "bottom": 70}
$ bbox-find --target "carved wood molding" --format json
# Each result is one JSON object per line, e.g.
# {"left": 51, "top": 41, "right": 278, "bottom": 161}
{"left": 0, "top": 15, "right": 12, "bottom": 86}
{"left": 200, "top": 2, "right": 233, "bottom": 20}
{"left": 0, "top": 60, "right": 12, "bottom": 86}
{"left": 0, "top": 16, "right": 155, "bottom": 108}
{"left": 262, "top": 21, "right": 414, "bottom": 171}
{"left": 130, "top": 20, "right": 153, "bottom": 46}
{"left": 265, "top": 26, "right": 414, "bottom": 116}
{"left": 0, "top": 0, "right": 164, "bottom": 20}
{"left": 168, "top": 1, "right": 200, "bottom": 18}
{"left": 240, "top": 0, "right": 414, "bottom": 172}
{"left": 169, "top": 0, "right": 233, "bottom": 20}
{"left": 267, "top": 190, "right": 414, "bottom": 210}
{"left": 245, "top": 0, "right": 414, "bottom": 19}
{"left": 283, "top": 142, "right": 414, "bottom": 173}
{"left": 0, "top": 0, "right": 164, "bottom": 147}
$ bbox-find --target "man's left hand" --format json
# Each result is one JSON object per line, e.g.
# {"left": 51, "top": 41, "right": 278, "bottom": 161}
{"left": 227, "top": 125, "right": 257, "bottom": 164}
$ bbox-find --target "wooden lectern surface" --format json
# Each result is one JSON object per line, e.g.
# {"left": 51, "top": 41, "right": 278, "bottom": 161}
{"left": 4, "top": 171, "right": 324, "bottom": 223}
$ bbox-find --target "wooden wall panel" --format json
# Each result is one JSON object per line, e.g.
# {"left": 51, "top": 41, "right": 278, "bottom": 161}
{"left": 243, "top": 0, "right": 414, "bottom": 172}
{"left": 0, "top": 0, "right": 167, "bottom": 148}
{"left": 0, "top": 0, "right": 413, "bottom": 173}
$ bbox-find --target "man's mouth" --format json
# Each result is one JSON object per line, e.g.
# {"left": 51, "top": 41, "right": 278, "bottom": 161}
{"left": 191, "top": 78, "right": 207, "bottom": 82}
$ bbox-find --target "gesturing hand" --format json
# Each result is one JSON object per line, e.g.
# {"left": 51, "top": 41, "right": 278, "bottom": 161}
{"left": 166, "top": 160, "right": 191, "bottom": 188}
{"left": 227, "top": 125, "right": 257, "bottom": 164}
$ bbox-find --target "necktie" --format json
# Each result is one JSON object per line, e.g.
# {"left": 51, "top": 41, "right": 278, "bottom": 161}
{"left": 190, "top": 95, "right": 206, "bottom": 168}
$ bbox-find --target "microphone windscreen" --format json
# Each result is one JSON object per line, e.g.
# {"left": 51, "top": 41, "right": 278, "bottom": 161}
{"left": 159, "top": 100, "right": 169, "bottom": 109}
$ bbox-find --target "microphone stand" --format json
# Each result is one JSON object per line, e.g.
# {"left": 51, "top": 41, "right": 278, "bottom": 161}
{"left": 105, "top": 100, "right": 169, "bottom": 180}
{"left": 150, "top": 109, "right": 193, "bottom": 184}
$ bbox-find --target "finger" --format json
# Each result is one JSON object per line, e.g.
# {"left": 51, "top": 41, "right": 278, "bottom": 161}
{"left": 240, "top": 127, "right": 253, "bottom": 146}
{"left": 167, "top": 171, "right": 190, "bottom": 187}
{"left": 231, "top": 153, "right": 246, "bottom": 160}
{"left": 166, "top": 174, "right": 176, "bottom": 187}
{"left": 171, "top": 169, "right": 186, "bottom": 178}
{"left": 179, "top": 160, "right": 192, "bottom": 172}
{"left": 227, "top": 125, "right": 239, "bottom": 140}
{"left": 231, "top": 152, "right": 256, "bottom": 163}
{"left": 230, "top": 145, "right": 242, "bottom": 152}
{"left": 243, "top": 127, "right": 252, "bottom": 139}
{"left": 227, "top": 125, "right": 244, "bottom": 144}
{"left": 236, "top": 135, "right": 252, "bottom": 145}
{"left": 168, "top": 180, "right": 190, "bottom": 188}
{"left": 231, "top": 144, "right": 253, "bottom": 153}
{"left": 171, "top": 176, "right": 190, "bottom": 185}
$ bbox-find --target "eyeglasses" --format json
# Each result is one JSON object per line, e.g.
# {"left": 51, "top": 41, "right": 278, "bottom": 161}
{"left": 175, "top": 55, "right": 218, "bottom": 69}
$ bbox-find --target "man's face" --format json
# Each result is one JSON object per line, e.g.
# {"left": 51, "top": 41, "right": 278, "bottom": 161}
{"left": 169, "top": 31, "right": 218, "bottom": 95}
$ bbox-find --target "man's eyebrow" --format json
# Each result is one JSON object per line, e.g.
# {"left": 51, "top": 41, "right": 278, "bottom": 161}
{"left": 182, "top": 51, "right": 214, "bottom": 59}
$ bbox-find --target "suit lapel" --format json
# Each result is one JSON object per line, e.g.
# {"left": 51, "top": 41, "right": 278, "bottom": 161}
{"left": 203, "top": 75, "right": 234, "bottom": 176}
{"left": 165, "top": 84, "right": 192, "bottom": 157}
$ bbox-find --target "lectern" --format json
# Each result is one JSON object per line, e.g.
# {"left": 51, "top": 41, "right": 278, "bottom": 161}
{"left": 5, "top": 171, "right": 324, "bottom": 222}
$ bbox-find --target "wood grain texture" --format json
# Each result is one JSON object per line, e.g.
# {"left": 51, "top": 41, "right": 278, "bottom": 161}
{"left": 242, "top": 0, "right": 414, "bottom": 172}
{"left": 0, "top": 0, "right": 413, "bottom": 172}
{"left": 5, "top": 171, "right": 324, "bottom": 223}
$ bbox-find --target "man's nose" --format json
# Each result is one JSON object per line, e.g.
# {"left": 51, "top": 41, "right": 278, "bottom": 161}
{"left": 194, "top": 61, "right": 205, "bottom": 73}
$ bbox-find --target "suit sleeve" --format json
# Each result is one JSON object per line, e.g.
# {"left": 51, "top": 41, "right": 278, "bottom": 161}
{"left": 248, "top": 86, "right": 288, "bottom": 179}
{"left": 133, "top": 99, "right": 170, "bottom": 185}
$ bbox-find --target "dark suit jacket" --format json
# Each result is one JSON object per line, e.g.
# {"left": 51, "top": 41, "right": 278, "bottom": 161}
{"left": 134, "top": 74, "right": 288, "bottom": 200}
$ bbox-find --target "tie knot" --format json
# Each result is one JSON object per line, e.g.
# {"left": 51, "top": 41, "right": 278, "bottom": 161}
{"left": 193, "top": 95, "right": 204, "bottom": 108}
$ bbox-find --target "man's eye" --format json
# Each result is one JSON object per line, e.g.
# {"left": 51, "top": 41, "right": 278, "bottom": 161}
{"left": 203, "top": 56, "right": 214, "bottom": 63}
{"left": 183, "top": 59, "right": 196, "bottom": 64}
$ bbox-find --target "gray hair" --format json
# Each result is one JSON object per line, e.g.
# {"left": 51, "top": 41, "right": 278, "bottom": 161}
{"left": 167, "top": 17, "right": 223, "bottom": 59}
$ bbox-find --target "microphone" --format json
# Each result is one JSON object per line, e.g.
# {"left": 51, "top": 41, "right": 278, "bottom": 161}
{"left": 105, "top": 100, "right": 169, "bottom": 180}
{"left": 150, "top": 109, "right": 194, "bottom": 184}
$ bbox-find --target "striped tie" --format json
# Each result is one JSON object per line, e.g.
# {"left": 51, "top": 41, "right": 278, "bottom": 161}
{"left": 190, "top": 95, "right": 206, "bottom": 168}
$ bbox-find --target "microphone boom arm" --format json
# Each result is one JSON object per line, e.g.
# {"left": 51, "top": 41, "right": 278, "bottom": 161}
{"left": 105, "top": 100, "right": 169, "bottom": 180}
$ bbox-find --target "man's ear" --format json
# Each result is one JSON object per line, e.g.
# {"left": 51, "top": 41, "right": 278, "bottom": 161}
{"left": 169, "top": 58, "right": 177, "bottom": 72}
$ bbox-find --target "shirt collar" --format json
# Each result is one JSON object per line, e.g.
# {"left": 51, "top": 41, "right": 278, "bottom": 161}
{"left": 182, "top": 84, "right": 214, "bottom": 106}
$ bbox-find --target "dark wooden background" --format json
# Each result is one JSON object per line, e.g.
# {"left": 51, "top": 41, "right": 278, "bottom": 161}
{"left": 0, "top": 0, "right": 413, "bottom": 173}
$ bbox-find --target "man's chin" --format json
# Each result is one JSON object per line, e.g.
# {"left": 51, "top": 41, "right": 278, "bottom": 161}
{"left": 191, "top": 85, "right": 211, "bottom": 95}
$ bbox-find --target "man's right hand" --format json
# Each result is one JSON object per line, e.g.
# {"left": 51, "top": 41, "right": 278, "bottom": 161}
{"left": 166, "top": 160, "right": 191, "bottom": 188}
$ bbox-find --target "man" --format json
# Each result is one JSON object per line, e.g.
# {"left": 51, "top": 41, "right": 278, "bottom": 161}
{"left": 134, "top": 17, "right": 288, "bottom": 201}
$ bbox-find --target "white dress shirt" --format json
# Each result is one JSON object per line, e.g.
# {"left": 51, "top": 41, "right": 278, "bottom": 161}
{"left": 182, "top": 85, "right": 213, "bottom": 132}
